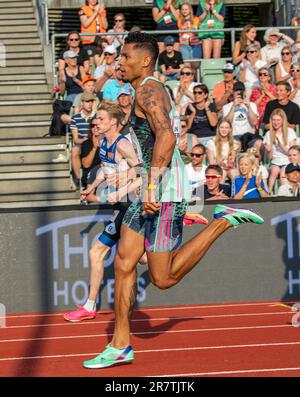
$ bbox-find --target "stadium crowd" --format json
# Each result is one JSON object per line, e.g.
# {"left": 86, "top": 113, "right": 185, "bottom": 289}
{"left": 52, "top": 0, "right": 300, "bottom": 202}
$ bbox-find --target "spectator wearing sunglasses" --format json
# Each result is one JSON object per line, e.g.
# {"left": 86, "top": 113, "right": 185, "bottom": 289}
{"left": 178, "top": 117, "right": 199, "bottom": 163}
{"left": 204, "top": 165, "right": 231, "bottom": 200}
{"left": 173, "top": 66, "right": 197, "bottom": 114}
{"left": 212, "top": 63, "right": 237, "bottom": 112}
{"left": 107, "top": 13, "right": 128, "bottom": 53}
{"left": 275, "top": 46, "right": 293, "bottom": 83}
{"left": 185, "top": 143, "right": 207, "bottom": 195}
{"left": 94, "top": 45, "right": 117, "bottom": 92}
{"left": 260, "top": 28, "right": 294, "bottom": 66}
{"left": 289, "top": 62, "right": 300, "bottom": 107}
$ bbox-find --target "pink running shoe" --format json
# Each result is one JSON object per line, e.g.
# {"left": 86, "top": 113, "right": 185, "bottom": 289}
{"left": 183, "top": 213, "right": 208, "bottom": 226}
{"left": 64, "top": 306, "right": 96, "bottom": 322}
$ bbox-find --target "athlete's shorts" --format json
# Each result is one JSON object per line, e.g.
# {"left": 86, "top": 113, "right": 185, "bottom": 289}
{"left": 122, "top": 200, "right": 187, "bottom": 252}
{"left": 98, "top": 205, "right": 128, "bottom": 248}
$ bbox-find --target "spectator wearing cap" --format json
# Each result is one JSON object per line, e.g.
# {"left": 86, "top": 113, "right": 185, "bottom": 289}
{"left": 117, "top": 87, "right": 134, "bottom": 135}
{"left": 204, "top": 164, "right": 231, "bottom": 200}
{"left": 250, "top": 66, "right": 277, "bottom": 129}
{"left": 263, "top": 81, "right": 300, "bottom": 130}
{"left": 222, "top": 81, "right": 259, "bottom": 139}
{"left": 277, "top": 163, "right": 300, "bottom": 197}
{"left": 94, "top": 44, "right": 118, "bottom": 92}
{"left": 70, "top": 93, "right": 97, "bottom": 182}
{"left": 260, "top": 27, "right": 294, "bottom": 65}
{"left": 158, "top": 35, "right": 184, "bottom": 82}
{"left": 275, "top": 46, "right": 293, "bottom": 83}
{"left": 212, "top": 62, "right": 237, "bottom": 112}
{"left": 106, "top": 13, "right": 128, "bottom": 53}
{"left": 78, "top": 0, "right": 108, "bottom": 48}
{"left": 102, "top": 65, "right": 134, "bottom": 104}
{"left": 152, "top": 0, "right": 180, "bottom": 54}
{"left": 59, "top": 50, "right": 86, "bottom": 103}
{"left": 73, "top": 75, "right": 100, "bottom": 113}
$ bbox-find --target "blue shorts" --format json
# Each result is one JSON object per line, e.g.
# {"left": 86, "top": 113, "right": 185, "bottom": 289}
{"left": 98, "top": 205, "right": 127, "bottom": 248}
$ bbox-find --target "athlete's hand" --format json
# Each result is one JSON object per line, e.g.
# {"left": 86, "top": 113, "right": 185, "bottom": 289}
{"left": 107, "top": 191, "right": 119, "bottom": 204}
{"left": 142, "top": 189, "right": 161, "bottom": 216}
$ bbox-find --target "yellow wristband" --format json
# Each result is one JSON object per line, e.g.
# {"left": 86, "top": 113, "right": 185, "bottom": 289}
{"left": 148, "top": 184, "right": 157, "bottom": 190}
{"left": 257, "top": 186, "right": 263, "bottom": 192}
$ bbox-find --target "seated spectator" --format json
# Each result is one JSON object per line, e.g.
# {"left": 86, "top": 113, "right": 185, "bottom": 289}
{"left": 102, "top": 65, "right": 133, "bottom": 103}
{"left": 204, "top": 164, "right": 231, "bottom": 200}
{"left": 185, "top": 143, "right": 207, "bottom": 196}
{"left": 80, "top": 116, "right": 102, "bottom": 189}
{"left": 288, "top": 144, "right": 300, "bottom": 163}
{"left": 196, "top": 0, "right": 225, "bottom": 59}
{"left": 233, "top": 24, "right": 260, "bottom": 66}
{"left": 107, "top": 13, "right": 128, "bottom": 54}
{"left": 73, "top": 75, "right": 100, "bottom": 113}
{"left": 212, "top": 62, "right": 237, "bottom": 112}
{"left": 250, "top": 67, "right": 277, "bottom": 129}
{"left": 246, "top": 144, "right": 269, "bottom": 191}
{"left": 263, "top": 81, "right": 300, "bottom": 130}
{"left": 292, "top": 42, "right": 300, "bottom": 64}
{"left": 275, "top": 46, "right": 293, "bottom": 82}
{"left": 185, "top": 83, "right": 218, "bottom": 145}
{"left": 70, "top": 93, "right": 97, "bottom": 183}
{"left": 289, "top": 62, "right": 300, "bottom": 107}
{"left": 91, "top": 36, "right": 107, "bottom": 70}
{"left": 173, "top": 66, "right": 197, "bottom": 114}
{"left": 206, "top": 119, "right": 240, "bottom": 182}
{"left": 277, "top": 163, "right": 300, "bottom": 197}
{"left": 177, "top": 2, "right": 201, "bottom": 60}
{"left": 158, "top": 35, "right": 184, "bottom": 82}
{"left": 117, "top": 87, "right": 134, "bottom": 135}
{"left": 78, "top": 0, "right": 108, "bottom": 50}
{"left": 152, "top": 0, "right": 180, "bottom": 53}
{"left": 59, "top": 51, "right": 86, "bottom": 103}
{"left": 58, "top": 31, "right": 90, "bottom": 83}
{"left": 222, "top": 81, "right": 259, "bottom": 139}
{"left": 263, "top": 108, "right": 297, "bottom": 193}
{"left": 260, "top": 28, "right": 294, "bottom": 66}
{"left": 94, "top": 45, "right": 118, "bottom": 92}
{"left": 232, "top": 153, "right": 269, "bottom": 199}
{"left": 238, "top": 44, "right": 267, "bottom": 98}
{"left": 178, "top": 117, "right": 199, "bottom": 163}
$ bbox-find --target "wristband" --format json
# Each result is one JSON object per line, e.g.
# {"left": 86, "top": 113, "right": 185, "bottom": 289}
{"left": 148, "top": 184, "right": 157, "bottom": 190}
{"left": 257, "top": 186, "right": 263, "bottom": 192}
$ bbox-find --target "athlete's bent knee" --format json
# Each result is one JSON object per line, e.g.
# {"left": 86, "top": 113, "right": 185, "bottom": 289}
{"left": 151, "top": 276, "right": 176, "bottom": 290}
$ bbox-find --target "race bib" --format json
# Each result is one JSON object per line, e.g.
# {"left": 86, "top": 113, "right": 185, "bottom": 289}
{"left": 164, "top": 15, "right": 172, "bottom": 24}
{"left": 207, "top": 19, "right": 215, "bottom": 28}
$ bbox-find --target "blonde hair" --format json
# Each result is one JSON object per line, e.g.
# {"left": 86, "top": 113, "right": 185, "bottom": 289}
{"left": 269, "top": 108, "right": 288, "bottom": 146}
{"left": 179, "top": 2, "right": 194, "bottom": 21}
{"left": 238, "top": 153, "right": 257, "bottom": 176}
{"left": 215, "top": 120, "right": 234, "bottom": 162}
{"left": 97, "top": 103, "right": 125, "bottom": 126}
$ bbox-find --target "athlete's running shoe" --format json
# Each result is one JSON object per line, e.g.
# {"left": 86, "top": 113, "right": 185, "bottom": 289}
{"left": 183, "top": 213, "right": 208, "bottom": 226}
{"left": 64, "top": 306, "right": 96, "bottom": 322}
{"left": 213, "top": 204, "right": 264, "bottom": 227}
{"left": 83, "top": 344, "right": 134, "bottom": 369}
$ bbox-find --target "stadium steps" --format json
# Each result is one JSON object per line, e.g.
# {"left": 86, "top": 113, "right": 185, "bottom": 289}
{"left": 0, "top": 0, "right": 80, "bottom": 208}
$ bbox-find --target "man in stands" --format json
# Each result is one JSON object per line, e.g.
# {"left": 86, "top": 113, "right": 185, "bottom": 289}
{"left": 212, "top": 62, "right": 237, "bottom": 112}
{"left": 117, "top": 86, "right": 134, "bottom": 134}
{"left": 204, "top": 165, "right": 231, "bottom": 200}
{"left": 277, "top": 163, "right": 300, "bottom": 197}
{"left": 158, "top": 35, "right": 184, "bottom": 82}
{"left": 185, "top": 144, "right": 207, "bottom": 198}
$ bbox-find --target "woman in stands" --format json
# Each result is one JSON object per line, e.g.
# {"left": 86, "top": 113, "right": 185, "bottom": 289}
{"left": 275, "top": 46, "right": 293, "bottom": 82}
{"left": 78, "top": 0, "right": 108, "bottom": 50}
{"left": 173, "top": 65, "right": 197, "bottom": 114}
{"left": 263, "top": 108, "right": 297, "bottom": 193}
{"left": 197, "top": 0, "right": 225, "bottom": 59}
{"left": 178, "top": 116, "right": 199, "bottom": 163}
{"left": 106, "top": 13, "right": 128, "bottom": 55}
{"left": 59, "top": 51, "right": 86, "bottom": 103}
{"left": 232, "top": 153, "right": 269, "bottom": 199}
{"left": 260, "top": 27, "right": 294, "bottom": 65}
{"left": 232, "top": 24, "right": 260, "bottom": 66}
{"left": 289, "top": 62, "right": 300, "bottom": 107}
{"left": 152, "top": 0, "right": 180, "bottom": 53}
{"left": 206, "top": 119, "right": 240, "bottom": 183}
{"left": 177, "top": 2, "right": 202, "bottom": 60}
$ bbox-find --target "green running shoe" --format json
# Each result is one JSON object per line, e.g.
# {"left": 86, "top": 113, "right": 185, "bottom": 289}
{"left": 214, "top": 204, "right": 264, "bottom": 227}
{"left": 83, "top": 344, "right": 134, "bottom": 369}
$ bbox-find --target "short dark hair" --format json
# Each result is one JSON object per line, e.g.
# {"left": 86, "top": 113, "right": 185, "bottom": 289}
{"left": 193, "top": 83, "right": 209, "bottom": 95}
{"left": 192, "top": 143, "right": 206, "bottom": 154}
{"left": 205, "top": 164, "right": 223, "bottom": 176}
{"left": 276, "top": 80, "right": 292, "bottom": 92}
{"left": 125, "top": 32, "right": 159, "bottom": 68}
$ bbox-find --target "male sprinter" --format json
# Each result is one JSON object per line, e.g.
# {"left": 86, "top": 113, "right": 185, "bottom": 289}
{"left": 83, "top": 32, "right": 264, "bottom": 369}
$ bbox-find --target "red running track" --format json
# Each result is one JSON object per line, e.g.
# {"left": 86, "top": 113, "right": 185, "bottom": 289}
{"left": 0, "top": 300, "right": 300, "bottom": 377}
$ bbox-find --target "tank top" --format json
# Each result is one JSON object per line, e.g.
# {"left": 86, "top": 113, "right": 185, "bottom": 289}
{"left": 64, "top": 68, "right": 82, "bottom": 95}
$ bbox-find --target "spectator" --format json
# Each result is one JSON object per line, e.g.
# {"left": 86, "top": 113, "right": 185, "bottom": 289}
{"left": 222, "top": 81, "right": 259, "bottom": 139}
{"left": 250, "top": 67, "right": 277, "bottom": 129}
{"left": 292, "top": 42, "right": 300, "bottom": 64}
{"left": 177, "top": 2, "right": 202, "bottom": 60}
{"left": 80, "top": 116, "right": 102, "bottom": 189}
{"left": 275, "top": 46, "right": 293, "bottom": 83}
{"left": 277, "top": 163, "right": 300, "bottom": 197}
{"left": 197, "top": 0, "right": 225, "bottom": 59}
{"left": 204, "top": 164, "right": 231, "bottom": 200}
{"left": 288, "top": 144, "right": 300, "bottom": 163}
{"left": 152, "top": 0, "right": 180, "bottom": 53}
{"left": 233, "top": 24, "right": 260, "bottom": 66}
{"left": 178, "top": 117, "right": 199, "bottom": 163}
{"left": 246, "top": 144, "right": 269, "bottom": 191}
{"left": 185, "top": 83, "right": 218, "bottom": 145}
{"left": 289, "top": 62, "right": 300, "bottom": 107}
{"left": 158, "top": 35, "right": 184, "bottom": 81}
{"left": 59, "top": 51, "right": 86, "bottom": 103}
{"left": 206, "top": 119, "right": 240, "bottom": 182}
{"left": 263, "top": 108, "right": 297, "bottom": 193}
{"left": 173, "top": 66, "right": 197, "bottom": 114}
{"left": 232, "top": 153, "right": 269, "bottom": 199}
{"left": 238, "top": 43, "right": 267, "bottom": 98}
{"left": 263, "top": 81, "right": 300, "bottom": 130}
{"left": 212, "top": 62, "right": 237, "bottom": 112}
{"left": 78, "top": 0, "right": 108, "bottom": 49}
{"left": 58, "top": 31, "right": 90, "bottom": 83}
{"left": 117, "top": 87, "right": 134, "bottom": 135}
{"left": 70, "top": 93, "right": 97, "bottom": 182}
{"left": 260, "top": 27, "right": 294, "bottom": 65}
{"left": 102, "top": 65, "right": 133, "bottom": 103}
{"left": 107, "top": 13, "right": 128, "bottom": 54}
{"left": 94, "top": 45, "right": 118, "bottom": 92}
{"left": 73, "top": 75, "right": 100, "bottom": 113}
{"left": 92, "top": 36, "right": 107, "bottom": 67}
{"left": 185, "top": 143, "right": 207, "bottom": 195}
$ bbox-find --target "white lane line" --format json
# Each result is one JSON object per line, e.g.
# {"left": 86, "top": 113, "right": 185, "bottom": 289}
{"left": 0, "top": 324, "right": 293, "bottom": 344}
{"left": 1, "top": 341, "right": 300, "bottom": 362}
{"left": 5, "top": 301, "right": 297, "bottom": 319}
{"left": 149, "top": 367, "right": 300, "bottom": 377}
{"left": 1, "top": 311, "right": 291, "bottom": 329}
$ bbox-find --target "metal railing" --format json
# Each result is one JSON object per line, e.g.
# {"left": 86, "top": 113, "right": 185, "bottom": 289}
{"left": 51, "top": 25, "right": 300, "bottom": 87}
{"left": 35, "top": 0, "right": 49, "bottom": 46}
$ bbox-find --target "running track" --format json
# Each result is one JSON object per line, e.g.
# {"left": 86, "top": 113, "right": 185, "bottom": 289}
{"left": 1, "top": 300, "right": 300, "bottom": 377}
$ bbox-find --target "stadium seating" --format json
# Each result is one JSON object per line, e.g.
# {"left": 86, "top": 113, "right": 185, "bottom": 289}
{"left": 200, "top": 59, "right": 227, "bottom": 91}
